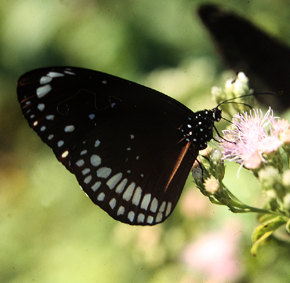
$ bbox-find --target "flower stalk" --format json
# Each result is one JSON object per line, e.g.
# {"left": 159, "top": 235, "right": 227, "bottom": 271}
{"left": 192, "top": 72, "right": 290, "bottom": 255}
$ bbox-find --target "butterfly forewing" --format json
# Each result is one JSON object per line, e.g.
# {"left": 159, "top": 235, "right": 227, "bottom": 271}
{"left": 17, "top": 67, "right": 201, "bottom": 225}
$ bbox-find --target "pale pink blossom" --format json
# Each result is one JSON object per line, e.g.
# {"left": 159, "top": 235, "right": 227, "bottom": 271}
{"left": 219, "top": 108, "right": 282, "bottom": 169}
{"left": 181, "top": 222, "right": 243, "bottom": 282}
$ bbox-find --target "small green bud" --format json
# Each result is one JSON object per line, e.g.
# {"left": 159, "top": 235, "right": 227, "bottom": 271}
{"left": 210, "top": 148, "right": 225, "bottom": 181}
{"left": 282, "top": 170, "right": 290, "bottom": 191}
{"left": 258, "top": 167, "right": 282, "bottom": 192}
{"left": 283, "top": 193, "right": 290, "bottom": 212}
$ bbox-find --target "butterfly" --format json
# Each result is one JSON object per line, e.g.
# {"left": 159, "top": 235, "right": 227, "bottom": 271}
{"left": 198, "top": 4, "right": 290, "bottom": 111}
{"left": 17, "top": 67, "right": 222, "bottom": 225}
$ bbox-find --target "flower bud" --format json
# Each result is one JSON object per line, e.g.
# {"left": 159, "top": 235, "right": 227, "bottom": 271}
{"left": 282, "top": 170, "right": 290, "bottom": 191}
{"left": 204, "top": 176, "right": 220, "bottom": 194}
{"left": 258, "top": 167, "right": 285, "bottom": 200}
{"left": 210, "top": 148, "right": 225, "bottom": 181}
{"left": 283, "top": 193, "right": 290, "bottom": 212}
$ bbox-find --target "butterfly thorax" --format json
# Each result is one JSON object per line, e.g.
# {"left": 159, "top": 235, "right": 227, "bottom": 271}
{"left": 180, "top": 107, "right": 222, "bottom": 150}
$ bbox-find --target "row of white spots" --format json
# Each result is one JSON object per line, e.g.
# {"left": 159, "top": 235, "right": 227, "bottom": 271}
{"left": 22, "top": 70, "right": 77, "bottom": 164}
{"left": 37, "top": 69, "right": 75, "bottom": 99}
{"left": 113, "top": 196, "right": 172, "bottom": 224}
{"left": 56, "top": 124, "right": 76, "bottom": 158}
{"left": 72, "top": 137, "right": 173, "bottom": 224}
{"left": 115, "top": 178, "right": 128, "bottom": 193}
{"left": 106, "top": 173, "right": 123, "bottom": 189}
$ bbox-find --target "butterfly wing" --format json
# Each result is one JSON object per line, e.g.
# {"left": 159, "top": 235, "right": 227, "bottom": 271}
{"left": 17, "top": 67, "right": 198, "bottom": 225}
{"left": 198, "top": 4, "right": 290, "bottom": 111}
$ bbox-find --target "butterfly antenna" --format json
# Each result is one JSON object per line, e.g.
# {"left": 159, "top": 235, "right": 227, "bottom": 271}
{"left": 217, "top": 92, "right": 275, "bottom": 108}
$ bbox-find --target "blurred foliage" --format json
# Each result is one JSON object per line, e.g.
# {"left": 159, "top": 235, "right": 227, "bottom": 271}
{"left": 1, "top": 0, "right": 290, "bottom": 282}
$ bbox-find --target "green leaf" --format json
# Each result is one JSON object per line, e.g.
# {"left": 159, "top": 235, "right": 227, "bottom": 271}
{"left": 251, "top": 216, "right": 287, "bottom": 256}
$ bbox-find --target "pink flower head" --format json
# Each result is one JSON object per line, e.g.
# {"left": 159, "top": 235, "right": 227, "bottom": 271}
{"left": 219, "top": 108, "right": 283, "bottom": 169}
{"left": 181, "top": 222, "right": 243, "bottom": 282}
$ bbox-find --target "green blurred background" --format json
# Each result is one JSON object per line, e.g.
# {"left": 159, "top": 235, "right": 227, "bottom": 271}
{"left": 2, "top": 0, "right": 290, "bottom": 282}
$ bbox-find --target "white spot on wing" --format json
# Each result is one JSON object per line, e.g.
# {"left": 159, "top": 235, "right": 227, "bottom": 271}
{"left": 97, "top": 192, "right": 105, "bottom": 201}
{"left": 117, "top": 206, "right": 125, "bottom": 216}
{"left": 146, "top": 215, "right": 154, "bottom": 224}
{"left": 141, "top": 194, "right": 151, "bottom": 210}
{"left": 122, "top": 182, "right": 135, "bottom": 201}
{"left": 137, "top": 213, "right": 145, "bottom": 223}
{"left": 128, "top": 211, "right": 135, "bottom": 222}
{"left": 91, "top": 181, "right": 101, "bottom": 192}
{"left": 46, "top": 115, "right": 55, "bottom": 120}
{"left": 106, "top": 173, "right": 123, "bottom": 189}
{"left": 48, "top": 134, "right": 54, "bottom": 140}
{"left": 109, "top": 198, "right": 116, "bottom": 209}
{"left": 132, "top": 186, "right": 142, "bottom": 206}
{"left": 159, "top": 201, "right": 166, "bottom": 212}
{"left": 155, "top": 212, "right": 163, "bottom": 223}
{"left": 61, "top": 150, "right": 69, "bottom": 158}
{"left": 150, "top": 198, "right": 158, "bottom": 213}
{"left": 64, "top": 125, "right": 75, "bottom": 132}
{"left": 57, "top": 140, "right": 64, "bottom": 147}
{"left": 94, "top": 140, "right": 100, "bottom": 147}
{"left": 37, "top": 104, "right": 45, "bottom": 111}
{"left": 84, "top": 175, "right": 92, "bottom": 184}
{"left": 90, "top": 154, "right": 101, "bottom": 167}
{"left": 96, "top": 167, "right": 112, "bottom": 178}
{"left": 47, "top": 71, "right": 64, "bottom": 78}
{"left": 80, "top": 150, "right": 87, "bottom": 155}
{"left": 37, "top": 85, "right": 51, "bottom": 98}
{"left": 76, "top": 159, "right": 84, "bottom": 167}
{"left": 165, "top": 202, "right": 172, "bottom": 217}
{"left": 115, "top": 179, "right": 128, "bottom": 194}
{"left": 40, "top": 76, "right": 52, "bottom": 84}
{"left": 82, "top": 168, "right": 90, "bottom": 175}
{"left": 64, "top": 70, "right": 75, "bottom": 75}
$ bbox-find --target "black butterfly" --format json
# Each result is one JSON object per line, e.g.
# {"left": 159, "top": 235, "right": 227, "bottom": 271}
{"left": 17, "top": 67, "right": 221, "bottom": 225}
{"left": 198, "top": 4, "right": 290, "bottom": 111}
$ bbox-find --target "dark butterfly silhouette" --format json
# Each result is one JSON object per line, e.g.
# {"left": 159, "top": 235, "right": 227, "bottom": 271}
{"left": 17, "top": 67, "right": 222, "bottom": 225}
{"left": 198, "top": 4, "right": 290, "bottom": 111}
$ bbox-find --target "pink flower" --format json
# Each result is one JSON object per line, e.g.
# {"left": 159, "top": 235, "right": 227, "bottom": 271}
{"left": 180, "top": 221, "right": 243, "bottom": 282}
{"left": 219, "top": 108, "right": 283, "bottom": 169}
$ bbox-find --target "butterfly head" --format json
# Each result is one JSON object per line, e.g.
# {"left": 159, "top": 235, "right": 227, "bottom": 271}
{"left": 212, "top": 106, "right": 222, "bottom": 122}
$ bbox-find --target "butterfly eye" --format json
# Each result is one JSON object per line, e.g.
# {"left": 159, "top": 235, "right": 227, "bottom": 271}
{"left": 17, "top": 67, "right": 221, "bottom": 225}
